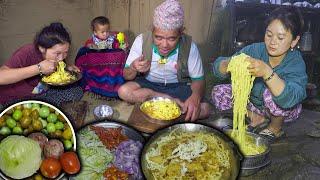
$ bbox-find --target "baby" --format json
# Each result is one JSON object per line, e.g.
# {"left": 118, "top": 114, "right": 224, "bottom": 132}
{"left": 84, "top": 16, "right": 114, "bottom": 49}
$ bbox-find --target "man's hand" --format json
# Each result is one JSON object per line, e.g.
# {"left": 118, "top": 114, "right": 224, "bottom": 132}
{"left": 184, "top": 94, "right": 201, "bottom": 122}
{"left": 130, "top": 55, "right": 151, "bottom": 73}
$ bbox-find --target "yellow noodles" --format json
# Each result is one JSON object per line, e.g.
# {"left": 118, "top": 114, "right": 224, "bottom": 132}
{"left": 227, "top": 53, "right": 265, "bottom": 156}
{"left": 42, "top": 61, "right": 76, "bottom": 84}
{"left": 145, "top": 130, "right": 232, "bottom": 179}
{"left": 140, "top": 99, "right": 181, "bottom": 120}
{"left": 228, "top": 132, "right": 266, "bottom": 156}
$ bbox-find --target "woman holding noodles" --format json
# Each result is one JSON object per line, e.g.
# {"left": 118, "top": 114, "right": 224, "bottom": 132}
{"left": 0, "top": 22, "right": 83, "bottom": 107}
{"left": 211, "top": 6, "right": 307, "bottom": 140}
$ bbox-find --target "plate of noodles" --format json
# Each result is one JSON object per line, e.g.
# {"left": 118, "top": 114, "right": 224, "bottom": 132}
{"left": 41, "top": 61, "right": 82, "bottom": 86}
{"left": 140, "top": 97, "right": 181, "bottom": 123}
{"left": 141, "top": 123, "right": 241, "bottom": 180}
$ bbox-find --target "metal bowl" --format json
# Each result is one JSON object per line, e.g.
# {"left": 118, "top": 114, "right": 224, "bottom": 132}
{"left": 224, "top": 130, "right": 271, "bottom": 176}
{"left": 210, "top": 116, "right": 233, "bottom": 130}
{"left": 140, "top": 97, "right": 181, "bottom": 123}
{"left": 141, "top": 123, "right": 241, "bottom": 179}
{"left": 93, "top": 104, "right": 113, "bottom": 120}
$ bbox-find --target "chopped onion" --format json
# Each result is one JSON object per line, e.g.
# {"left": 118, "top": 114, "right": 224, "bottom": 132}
{"left": 114, "top": 140, "right": 143, "bottom": 179}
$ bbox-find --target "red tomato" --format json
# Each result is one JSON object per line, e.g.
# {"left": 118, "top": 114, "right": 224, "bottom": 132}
{"left": 59, "top": 151, "right": 81, "bottom": 174}
{"left": 40, "top": 157, "right": 62, "bottom": 179}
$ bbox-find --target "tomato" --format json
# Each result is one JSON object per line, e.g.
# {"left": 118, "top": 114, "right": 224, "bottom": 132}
{"left": 59, "top": 152, "right": 80, "bottom": 174}
{"left": 12, "top": 109, "right": 23, "bottom": 120}
{"left": 39, "top": 107, "right": 50, "bottom": 118}
{"left": 40, "top": 157, "right": 62, "bottom": 179}
{"left": 47, "top": 113, "right": 58, "bottom": 123}
{"left": 62, "top": 127, "right": 72, "bottom": 140}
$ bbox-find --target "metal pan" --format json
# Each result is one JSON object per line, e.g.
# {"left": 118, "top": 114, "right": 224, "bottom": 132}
{"left": 141, "top": 123, "right": 241, "bottom": 180}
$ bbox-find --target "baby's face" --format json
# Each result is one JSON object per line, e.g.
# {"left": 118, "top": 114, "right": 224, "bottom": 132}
{"left": 94, "top": 24, "right": 110, "bottom": 40}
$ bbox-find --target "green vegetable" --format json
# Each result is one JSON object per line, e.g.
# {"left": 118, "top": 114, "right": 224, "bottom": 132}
{"left": 12, "top": 109, "right": 23, "bottom": 121}
{"left": 40, "top": 118, "right": 47, "bottom": 128}
{"left": 41, "top": 129, "right": 48, "bottom": 135}
{"left": 23, "top": 103, "right": 32, "bottom": 109}
{"left": 32, "top": 103, "right": 40, "bottom": 109}
{"left": 63, "top": 139, "right": 73, "bottom": 150}
{"left": 0, "top": 127, "right": 11, "bottom": 135}
{"left": 6, "top": 118, "right": 16, "bottom": 129}
{"left": 46, "top": 123, "right": 56, "bottom": 133}
{"left": 55, "top": 121, "right": 64, "bottom": 130}
{"left": 31, "top": 104, "right": 40, "bottom": 112}
{"left": 47, "top": 113, "right": 57, "bottom": 123}
{"left": 0, "top": 135, "right": 42, "bottom": 179}
{"left": 12, "top": 126, "right": 23, "bottom": 134}
{"left": 39, "top": 107, "right": 50, "bottom": 118}
{"left": 73, "top": 127, "right": 113, "bottom": 179}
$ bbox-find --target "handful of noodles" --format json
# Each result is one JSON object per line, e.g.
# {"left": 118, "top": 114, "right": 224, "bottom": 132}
{"left": 42, "top": 61, "right": 76, "bottom": 84}
{"left": 145, "top": 129, "right": 232, "bottom": 179}
{"left": 227, "top": 53, "right": 266, "bottom": 156}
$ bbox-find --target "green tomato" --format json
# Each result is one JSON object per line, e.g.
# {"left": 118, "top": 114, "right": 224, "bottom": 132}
{"left": 41, "top": 128, "right": 48, "bottom": 135}
{"left": 6, "top": 118, "right": 16, "bottom": 129}
{"left": 39, "top": 107, "right": 50, "bottom": 118}
{"left": 12, "top": 126, "right": 23, "bottom": 134}
{"left": 55, "top": 110, "right": 60, "bottom": 115}
{"left": 31, "top": 103, "right": 41, "bottom": 111}
{"left": 23, "top": 103, "right": 32, "bottom": 109}
{"left": 46, "top": 123, "right": 56, "bottom": 133}
{"left": 32, "top": 103, "right": 40, "bottom": 109}
{"left": 47, "top": 113, "right": 57, "bottom": 123}
{"left": 63, "top": 139, "right": 73, "bottom": 150}
{"left": 0, "top": 126, "right": 11, "bottom": 135}
{"left": 54, "top": 121, "right": 64, "bottom": 130}
{"left": 12, "top": 109, "right": 23, "bottom": 121}
{"left": 40, "top": 118, "right": 47, "bottom": 128}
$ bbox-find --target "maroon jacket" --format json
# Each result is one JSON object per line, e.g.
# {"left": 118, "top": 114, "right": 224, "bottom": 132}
{"left": 0, "top": 44, "right": 43, "bottom": 104}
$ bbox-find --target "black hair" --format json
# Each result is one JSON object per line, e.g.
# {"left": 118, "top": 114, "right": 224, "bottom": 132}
{"left": 34, "top": 22, "right": 71, "bottom": 49}
{"left": 91, "top": 16, "right": 110, "bottom": 31}
{"left": 266, "top": 6, "right": 304, "bottom": 39}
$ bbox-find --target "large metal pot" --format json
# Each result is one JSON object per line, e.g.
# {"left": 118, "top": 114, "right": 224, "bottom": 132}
{"left": 224, "top": 130, "right": 271, "bottom": 176}
{"left": 141, "top": 123, "right": 242, "bottom": 179}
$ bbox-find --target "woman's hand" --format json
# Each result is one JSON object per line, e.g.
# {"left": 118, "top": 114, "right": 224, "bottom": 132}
{"left": 130, "top": 55, "right": 151, "bottom": 73}
{"left": 67, "top": 64, "right": 81, "bottom": 73}
{"left": 39, "top": 59, "right": 57, "bottom": 75}
{"left": 246, "top": 57, "right": 273, "bottom": 79}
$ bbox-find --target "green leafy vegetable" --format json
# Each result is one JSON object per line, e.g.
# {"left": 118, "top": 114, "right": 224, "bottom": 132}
{"left": 72, "top": 127, "right": 113, "bottom": 180}
{"left": 0, "top": 135, "right": 42, "bottom": 179}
